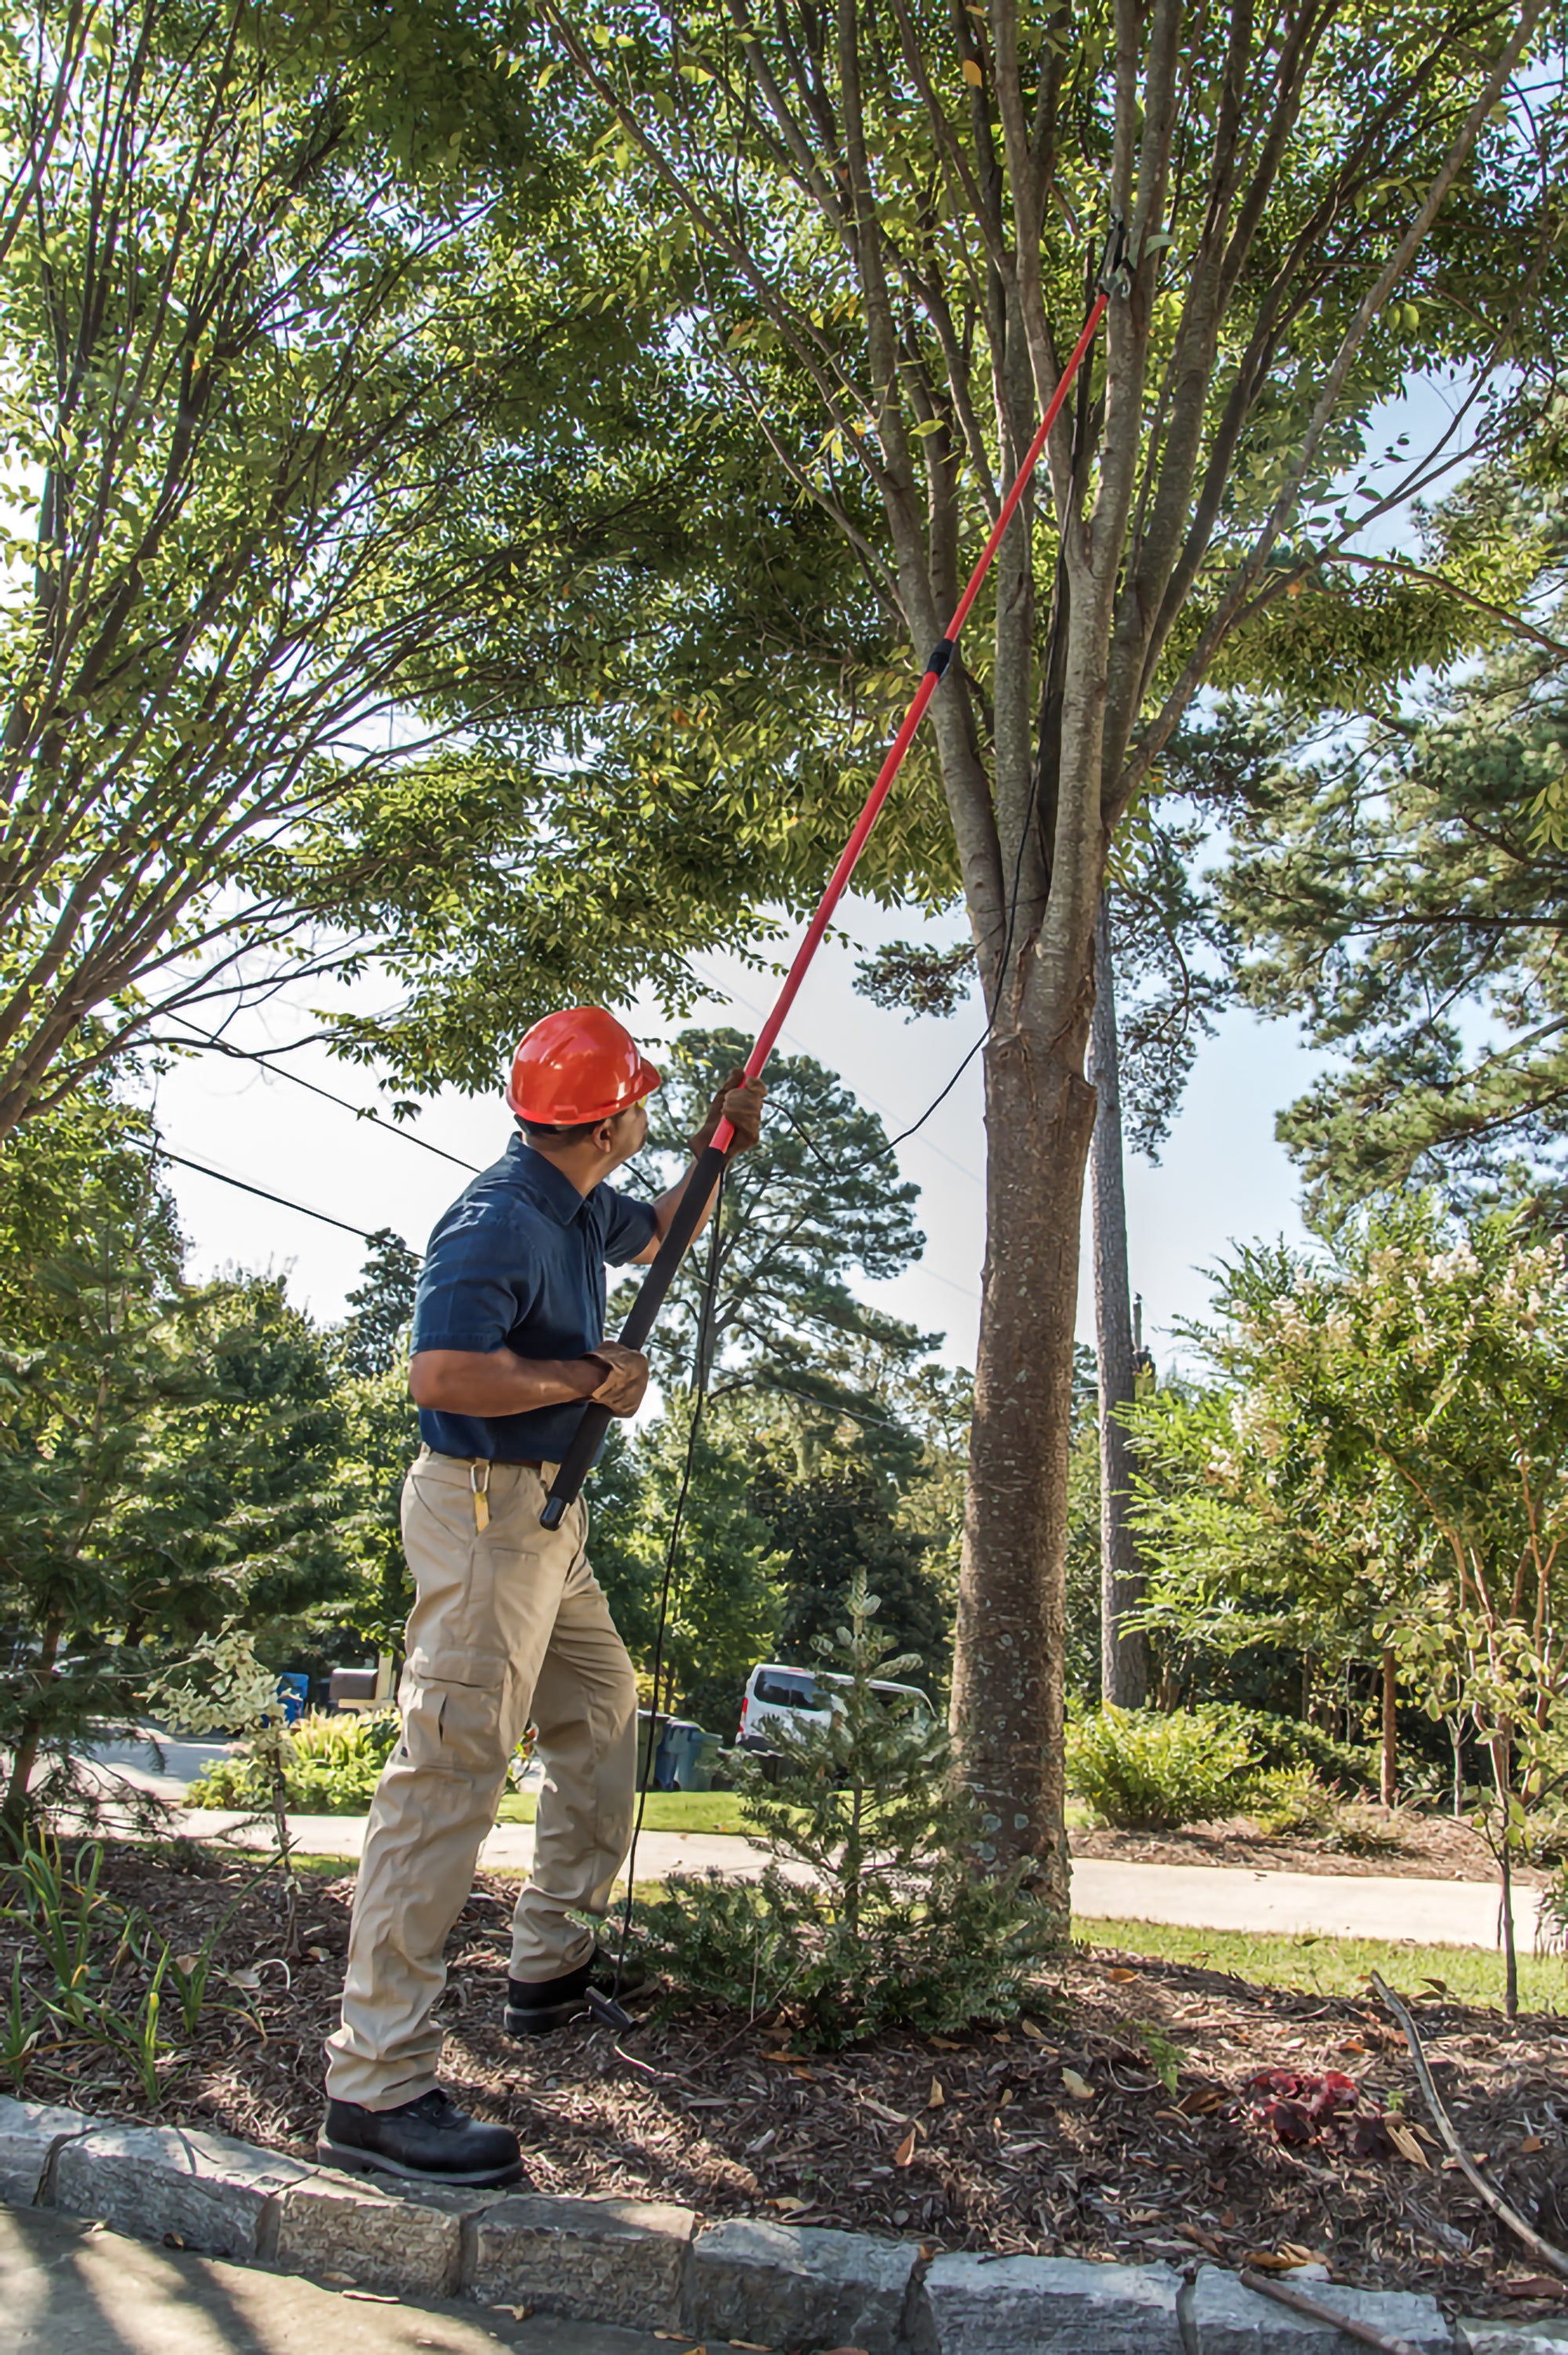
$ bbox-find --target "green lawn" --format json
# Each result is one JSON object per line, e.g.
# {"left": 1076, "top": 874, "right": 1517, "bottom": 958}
{"left": 1077, "top": 1914, "right": 1566, "bottom": 2011}
{"left": 495, "top": 1789, "right": 753, "bottom": 1835}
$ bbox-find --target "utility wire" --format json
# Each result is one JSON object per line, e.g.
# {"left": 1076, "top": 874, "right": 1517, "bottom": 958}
{"left": 161, "top": 1015, "right": 484, "bottom": 1174}
{"left": 151, "top": 1145, "right": 392, "bottom": 1245}
{"left": 688, "top": 959, "right": 984, "bottom": 1192}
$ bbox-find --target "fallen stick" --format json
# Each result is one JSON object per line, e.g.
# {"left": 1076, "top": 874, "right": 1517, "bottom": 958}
{"left": 1370, "top": 1970, "right": 1568, "bottom": 2284}
{"left": 1239, "top": 2268, "right": 1427, "bottom": 2355}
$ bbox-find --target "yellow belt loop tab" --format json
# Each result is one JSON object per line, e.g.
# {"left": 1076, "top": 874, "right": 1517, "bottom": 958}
{"left": 470, "top": 1459, "right": 492, "bottom": 1533}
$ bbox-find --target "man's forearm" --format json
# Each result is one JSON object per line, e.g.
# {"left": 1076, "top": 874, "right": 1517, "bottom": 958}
{"left": 408, "top": 1347, "right": 602, "bottom": 1418}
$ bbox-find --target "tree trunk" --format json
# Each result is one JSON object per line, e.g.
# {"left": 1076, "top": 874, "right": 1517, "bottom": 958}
{"left": 1088, "top": 892, "right": 1148, "bottom": 1710}
{"left": 2, "top": 1606, "right": 65, "bottom": 1837}
{"left": 950, "top": 1023, "right": 1098, "bottom": 1929}
{"left": 1490, "top": 1732, "right": 1519, "bottom": 2025}
{"left": 1381, "top": 1649, "right": 1399, "bottom": 1808}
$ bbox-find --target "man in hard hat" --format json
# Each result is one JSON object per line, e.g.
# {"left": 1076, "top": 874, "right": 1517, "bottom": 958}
{"left": 320, "top": 1009, "right": 764, "bottom": 2187}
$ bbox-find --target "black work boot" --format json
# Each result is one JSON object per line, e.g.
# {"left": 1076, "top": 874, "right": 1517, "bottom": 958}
{"left": 504, "top": 1945, "right": 650, "bottom": 2038}
{"left": 318, "top": 2088, "right": 525, "bottom": 2187}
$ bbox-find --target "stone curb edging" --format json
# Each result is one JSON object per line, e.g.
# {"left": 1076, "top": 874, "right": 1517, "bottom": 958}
{"left": 0, "top": 2095, "right": 1530, "bottom": 2353}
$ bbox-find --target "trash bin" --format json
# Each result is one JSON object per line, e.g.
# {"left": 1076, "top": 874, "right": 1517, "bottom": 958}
{"left": 330, "top": 1666, "right": 379, "bottom": 1712}
{"left": 276, "top": 1672, "right": 309, "bottom": 1725}
{"left": 655, "top": 1719, "right": 700, "bottom": 1791}
{"left": 636, "top": 1710, "right": 672, "bottom": 1790}
{"left": 677, "top": 1729, "right": 723, "bottom": 1793}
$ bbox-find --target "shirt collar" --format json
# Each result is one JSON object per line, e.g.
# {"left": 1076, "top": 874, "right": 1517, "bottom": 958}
{"left": 505, "top": 1133, "right": 593, "bottom": 1226}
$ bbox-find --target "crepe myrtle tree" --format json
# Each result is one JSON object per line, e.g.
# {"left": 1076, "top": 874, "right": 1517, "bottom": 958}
{"left": 1142, "top": 1201, "right": 1568, "bottom": 2016}
{"left": 1, "top": 0, "right": 879, "bottom": 1140}
{"left": 535, "top": 0, "right": 1559, "bottom": 1900}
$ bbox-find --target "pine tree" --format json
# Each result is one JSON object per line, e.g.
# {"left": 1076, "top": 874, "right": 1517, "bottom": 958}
{"left": 633, "top": 1579, "right": 1056, "bottom": 2045}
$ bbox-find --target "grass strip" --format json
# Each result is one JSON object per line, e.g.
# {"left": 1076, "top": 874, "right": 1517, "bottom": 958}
{"left": 1076, "top": 1914, "right": 1565, "bottom": 2011}
{"left": 495, "top": 1790, "right": 754, "bottom": 1834}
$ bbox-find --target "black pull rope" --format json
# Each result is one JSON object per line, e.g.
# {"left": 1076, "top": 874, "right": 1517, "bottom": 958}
{"left": 589, "top": 1165, "right": 728, "bottom": 2028}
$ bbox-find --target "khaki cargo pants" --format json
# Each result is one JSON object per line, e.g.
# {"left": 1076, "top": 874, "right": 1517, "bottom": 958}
{"left": 325, "top": 1447, "right": 637, "bottom": 2110}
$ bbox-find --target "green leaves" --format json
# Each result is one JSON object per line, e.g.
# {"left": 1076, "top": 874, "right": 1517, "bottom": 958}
{"left": 1135, "top": 1197, "right": 1568, "bottom": 1886}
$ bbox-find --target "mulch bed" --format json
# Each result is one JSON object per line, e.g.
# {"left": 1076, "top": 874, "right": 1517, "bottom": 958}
{"left": 1073, "top": 1808, "right": 1548, "bottom": 1885}
{"left": 7, "top": 1839, "right": 1568, "bottom": 2323}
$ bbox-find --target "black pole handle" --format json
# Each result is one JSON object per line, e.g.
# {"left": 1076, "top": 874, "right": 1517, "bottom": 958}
{"left": 540, "top": 1144, "right": 729, "bottom": 1528}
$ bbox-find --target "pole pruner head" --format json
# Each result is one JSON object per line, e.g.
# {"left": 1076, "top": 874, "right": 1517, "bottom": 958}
{"left": 1097, "top": 213, "right": 1133, "bottom": 300}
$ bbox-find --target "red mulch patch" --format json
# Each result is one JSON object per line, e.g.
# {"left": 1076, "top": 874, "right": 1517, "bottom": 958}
{"left": 5, "top": 1841, "right": 1567, "bottom": 2324}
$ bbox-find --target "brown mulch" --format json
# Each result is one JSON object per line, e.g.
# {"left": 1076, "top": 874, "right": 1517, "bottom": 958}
{"left": 6, "top": 1841, "right": 1568, "bottom": 2324}
{"left": 1071, "top": 1808, "right": 1549, "bottom": 1885}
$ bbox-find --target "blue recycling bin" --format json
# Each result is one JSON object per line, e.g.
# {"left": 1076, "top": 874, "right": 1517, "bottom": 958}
{"left": 655, "top": 1719, "right": 702, "bottom": 1791}
{"left": 277, "top": 1672, "right": 309, "bottom": 1725}
{"left": 677, "top": 1729, "right": 723, "bottom": 1793}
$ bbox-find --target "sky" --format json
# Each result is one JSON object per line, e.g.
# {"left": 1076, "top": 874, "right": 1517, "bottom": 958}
{"left": 141, "top": 887, "right": 1323, "bottom": 1384}
{"left": 136, "top": 369, "right": 1484, "bottom": 1388}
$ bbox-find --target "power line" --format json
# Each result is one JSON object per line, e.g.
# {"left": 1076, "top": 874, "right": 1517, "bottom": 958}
{"left": 687, "top": 959, "right": 985, "bottom": 1191}
{"left": 162, "top": 1015, "right": 484, "bottom": 1174}
{"left": 154, "top": 1145, "right": 397, "bottom": 1247}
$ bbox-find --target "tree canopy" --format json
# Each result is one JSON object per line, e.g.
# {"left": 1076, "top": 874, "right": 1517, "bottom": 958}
{"left": 1210, "top": 438, "right": 1568, "bottom": 1207}
{"left": 0, "top": 0, "right": 939, "bottom": 1138}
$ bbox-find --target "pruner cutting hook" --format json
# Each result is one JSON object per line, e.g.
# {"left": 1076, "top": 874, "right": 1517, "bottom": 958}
{"left": 1097, "top": 213, "right": 1133, "bottom": 299}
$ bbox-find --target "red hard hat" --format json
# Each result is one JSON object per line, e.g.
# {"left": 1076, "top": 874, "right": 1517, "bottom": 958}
{"left": 506, "top": 1007, "right": 662, "bottom": 1126}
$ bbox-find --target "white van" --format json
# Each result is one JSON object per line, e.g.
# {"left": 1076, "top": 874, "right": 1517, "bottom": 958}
{"left": 737, "top": 1660, "right": 936, "bottom": 1746}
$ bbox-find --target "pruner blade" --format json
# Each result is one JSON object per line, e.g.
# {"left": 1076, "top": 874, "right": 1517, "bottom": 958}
{"left": 1097, "top": 213, "right": 1133, "bottom": 298}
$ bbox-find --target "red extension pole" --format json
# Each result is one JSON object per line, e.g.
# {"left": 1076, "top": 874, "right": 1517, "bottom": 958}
{"left": 711, "top": 274, "right": 1117, "bottom": 1150}
{"left": 540, "top": 230, "right": 1126, "bottom": 1528}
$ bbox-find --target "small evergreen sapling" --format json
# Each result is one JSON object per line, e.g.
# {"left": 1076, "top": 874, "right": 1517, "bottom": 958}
{"left": 632, "top": 1579, "right": 1058, "bottom": 2046}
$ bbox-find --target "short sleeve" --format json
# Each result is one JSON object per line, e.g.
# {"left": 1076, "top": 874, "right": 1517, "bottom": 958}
{"left": 410, "top": 1201, "right": 539, "bottom": 1354}
{"left": 597, "top": 1185, "right": 659, "bottom": 1266}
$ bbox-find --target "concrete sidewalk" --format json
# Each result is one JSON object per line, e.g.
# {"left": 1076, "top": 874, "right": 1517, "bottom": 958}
{"left": 166, "top": 1806, "right": 1533, "bottom": 1951}
{"left": 0, "top": 2208, "right": 748, "bottom": 2355}
{"left": 175, "top": 1804, "right": 789, "bottom": 1892}
{"left": 90, "top": 1743, "right": 1534, "bottom": 1953}
{"left": 1070, "top": 1855, "right": 1534, "bottom": 1948}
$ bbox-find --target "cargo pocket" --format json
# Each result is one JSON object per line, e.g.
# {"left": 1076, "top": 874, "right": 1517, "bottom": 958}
{"left": 401, "top": 1651, "right": 508, "bottom": 1780}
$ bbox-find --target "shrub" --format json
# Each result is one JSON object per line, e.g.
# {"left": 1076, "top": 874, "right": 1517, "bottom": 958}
{"left": 1224, "top": 1709, "right": 1373, "bottom": 1791}
{"left": 1247, "top": 1765, "right": 1406, "bottom": 1854}
{"left": 187, "top": 1708, "right": 399, "bottom": 1815}
{"left": 1247, "top": 1764, "right": 1341, "bottom": 1838}
{"left": 1067, "top": 1705, "right": 1257, "bottom": 1829}
{"left": 631, "top": 1579, "right": 1059, "bottom": 2047}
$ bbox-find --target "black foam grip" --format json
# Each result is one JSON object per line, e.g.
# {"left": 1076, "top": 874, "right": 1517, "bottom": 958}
{"left": 540, "top": 1144, "right": 730, "bottom": 1528}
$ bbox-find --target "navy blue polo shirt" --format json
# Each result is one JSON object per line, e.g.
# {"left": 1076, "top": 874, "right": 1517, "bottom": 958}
{"left": 409, "top": 1135, "right": 658, "bottom": 1463}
